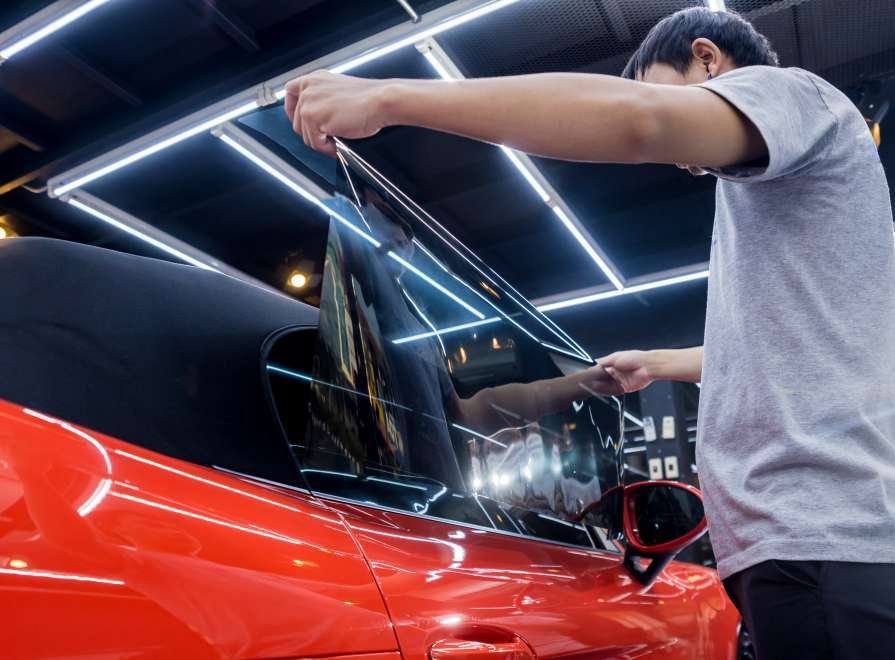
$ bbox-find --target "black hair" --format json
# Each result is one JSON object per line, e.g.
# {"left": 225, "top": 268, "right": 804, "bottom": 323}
{"left": 622, "top": 7, "right": 779, "bottom": 80}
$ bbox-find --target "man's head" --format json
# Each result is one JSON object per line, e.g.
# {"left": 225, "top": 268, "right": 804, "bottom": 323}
{"left": 622, "top": 7, "right": 779, "bottom": 86}
{"left": 622, "top": 7, "right": 778, "bottom": 174}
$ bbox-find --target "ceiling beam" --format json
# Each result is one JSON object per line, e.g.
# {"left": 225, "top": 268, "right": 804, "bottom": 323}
{"left": 55, "top": 45, "right": 143, "bottom": 106}
{"left": 183, "top": 0, "right": 260, "bottom": 52}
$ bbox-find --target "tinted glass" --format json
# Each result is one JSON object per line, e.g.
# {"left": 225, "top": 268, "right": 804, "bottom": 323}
{"left": 632, "top": 486, "right": 705, "bottom": 546}
{"left": 254, "top": 113, "right": 626, "bottom": 548}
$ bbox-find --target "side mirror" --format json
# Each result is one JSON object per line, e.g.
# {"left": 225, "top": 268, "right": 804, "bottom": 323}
{"left": 578, "top": 480, "right": 707, "bottom": 585}
{"left": 622, "top": 480, "right": 707, "bottom": 584}
{"left": 625, "top": 480, "right": 706, "bottom": 554}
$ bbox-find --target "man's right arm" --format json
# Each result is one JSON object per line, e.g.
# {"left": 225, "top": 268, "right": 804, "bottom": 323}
{"left": 598, "top": 346, "right": 703, "bottom": 393}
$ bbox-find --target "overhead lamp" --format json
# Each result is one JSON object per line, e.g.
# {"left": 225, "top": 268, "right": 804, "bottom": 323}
{"left": 287, "top": 271, "right": 309, "bottom": 289}
{"left": 52, "top": 100, "right": 259, "bottom": 196}
{"left": 706, "top": 0, "right": 726, "bottom": 11}
{"left": 537, "top": 269, "right": 710, "bottom": 313}
{"left": 48, "top": 0, "right": 525, "bottom": 194}
{"left": 329, "top": 0, "right": 523, "bottom": 74}
{"left": 66, "top": 197, "right": 216, "bottom": 270}
{"left": 0, "top": 0, "right": 116, "bottom": 62}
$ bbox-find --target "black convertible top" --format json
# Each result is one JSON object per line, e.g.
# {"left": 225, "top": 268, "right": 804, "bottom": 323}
{"left": 0, "top": 237, "right": 317, "bottom": 485}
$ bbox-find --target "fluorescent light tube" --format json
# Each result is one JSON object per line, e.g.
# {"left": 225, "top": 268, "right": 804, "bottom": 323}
{"left": 0, "top": 0, "right": 116, "bottom": 61}
{"left": 538, "top": 269, "right": 710, "bottom": 313}
{"left": 52, "top": 101, "right": 259, "bottom": 196}
{"left": 67, "top": 198, "right": 215, "bottom": 270}
{"left": 331, "top": 0, "right": 523, "bottom": 73}
{"left": 217, "top": 133, "right": 381, "bottom": 248}
{"left": 551, "top": 206, "right": 624, "bottom": 290}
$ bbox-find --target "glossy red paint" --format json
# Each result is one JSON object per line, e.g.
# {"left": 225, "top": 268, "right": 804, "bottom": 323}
{"left": 624, "top": 480, "right": 708, "bottom": 555}
{"left": 324, "top": 498, "right": 741, "bottom": 660}
{"left": 0, "top": 401, "right": 398, "bottom": 659}
{"left": 0, "top": 399, "right": 739, "bottom": 659}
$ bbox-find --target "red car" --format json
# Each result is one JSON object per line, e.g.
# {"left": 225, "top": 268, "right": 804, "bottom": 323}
{"left": 0, "top": 137, "right": 742, "bottom": 658}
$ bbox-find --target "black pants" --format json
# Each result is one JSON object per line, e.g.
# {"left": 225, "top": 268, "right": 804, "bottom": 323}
{"left": 723, "top": 560, "right": 895, "bottom": 659}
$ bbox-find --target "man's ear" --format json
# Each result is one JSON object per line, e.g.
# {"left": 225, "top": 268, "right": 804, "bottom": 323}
{"left": 691, "top": 38, "right": 724, "bottom": 78}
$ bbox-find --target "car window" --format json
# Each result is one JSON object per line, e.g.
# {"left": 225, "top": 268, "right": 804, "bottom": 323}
{"left": 255, "top": 128, "right": 625, "bottom": 551}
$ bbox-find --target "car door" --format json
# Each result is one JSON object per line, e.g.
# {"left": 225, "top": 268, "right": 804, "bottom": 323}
{"left": 263, "top": 143, "right": 739, "bottom": 660}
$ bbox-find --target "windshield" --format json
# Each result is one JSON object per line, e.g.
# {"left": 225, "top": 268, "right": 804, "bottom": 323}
{"left": 250, "top": 108, "right": 625, "bottom": 544}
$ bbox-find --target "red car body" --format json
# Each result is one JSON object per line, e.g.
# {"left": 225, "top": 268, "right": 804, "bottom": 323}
{"left": 1, "top": 399, "right": 740, "bottom": 659}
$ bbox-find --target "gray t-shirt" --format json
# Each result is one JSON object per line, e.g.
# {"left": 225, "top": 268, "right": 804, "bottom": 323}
{"left": 696, "top": 66, "right": 895, "bottom": 579}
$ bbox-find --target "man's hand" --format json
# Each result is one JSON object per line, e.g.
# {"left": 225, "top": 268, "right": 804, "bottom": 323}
{"left": 284, "top": 71, "right": 388, "bottom": 157}
{"left": 596, "top": 350, "right": 656, "bottom": 394}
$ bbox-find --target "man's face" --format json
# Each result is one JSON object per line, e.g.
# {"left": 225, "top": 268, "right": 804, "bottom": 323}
{"left": 640, "top": 59, "right": 715, "bottom": 176}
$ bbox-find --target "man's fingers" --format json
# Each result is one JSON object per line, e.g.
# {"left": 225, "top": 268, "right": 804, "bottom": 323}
{"left": 284, "top": 93, "right": 297, "bottom": 122}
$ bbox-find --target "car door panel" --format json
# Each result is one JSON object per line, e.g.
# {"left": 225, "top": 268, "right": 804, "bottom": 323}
{"left": 0, "top": 401, "right": 398, "bottom": 659}
{"left": 324, "top": 498, "right": 739, "bottom": 660}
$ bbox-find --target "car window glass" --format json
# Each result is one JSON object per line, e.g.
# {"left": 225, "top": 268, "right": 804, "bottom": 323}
{"left": 250, "top": 116, "right": 626, "bottom": 550}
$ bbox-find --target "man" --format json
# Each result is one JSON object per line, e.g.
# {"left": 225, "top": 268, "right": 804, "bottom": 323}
{"left": 283, "top": 7, "right": 895, "bottom": 658}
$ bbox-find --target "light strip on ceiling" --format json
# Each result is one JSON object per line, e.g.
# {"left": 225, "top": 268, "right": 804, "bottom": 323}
{"left": 52, "top": 101, "right": 259, "bottom": 196}
{"left": 330, "top": 0, "right": 523, "bottom": 74}
{"left": 551, "top": 206, "right": 624, "bottom": 290}
{"left": 418, "top": 39, "right": 624, "bottom": 291}
{"left": 706, "top": 0, "right": 726, "bottom": 11}
{"left": 47, "top": 0, "right": 524, "bottom": 196}
{"left": 216, "top": 133, "right": 381, "bottom": 248}
{"left": 537, "top": 269, "right": 710, "bottom": 313}
{"left": 392, "top": 267, "right": 710, "bottom": 343}
{"left": 0, "top": 0, "right": 116, "bottom": 61}
{"left": 66, "top": 198, "right": 217, "bottom": 270}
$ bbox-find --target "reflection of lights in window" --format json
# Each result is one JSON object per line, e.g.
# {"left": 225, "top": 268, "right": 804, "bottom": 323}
{"left": 471, "top": 477, "right": 483, "bottom": 490}
{"left": 457, "top": 346, "right": 468, "bottom": 364}
{"left": 387, "top": 251, "right": 485, "bottom": 320}
{"left": 480, "top": 281, "right": 500, "bottom": 299}
{"left": 452, "top": 423, "right": 508, "bottom": 448}
{"left": 551, "top": 459, "right": 562, "bottom": 476}
{"left": 0, "top": 226, "right": 7, "bottom": 240}
{"left": 393, "top": 317, "right": 500, "bottom": 345}
{"left": 287, "top": 271, "right": 309, "bottom": 289}
{"left": 8, "top": 559, "right": 28, "bottom": 569}
{"left": 521, "top": 465, "right": 532, "bottom": 481}
{"left": 491, "top": 337, "right": 501, "bottom": 350}
{"left": 267, "top": 363, "right": 412, "bottom": 411}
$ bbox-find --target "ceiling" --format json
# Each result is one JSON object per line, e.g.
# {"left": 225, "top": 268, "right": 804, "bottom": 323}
{"left": 1, "top": 0, "right": 892, "bottom": 357}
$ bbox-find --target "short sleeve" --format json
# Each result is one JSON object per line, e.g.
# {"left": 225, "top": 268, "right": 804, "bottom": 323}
{"left": 698, "top": 66, "right": 839, "bottom": 182}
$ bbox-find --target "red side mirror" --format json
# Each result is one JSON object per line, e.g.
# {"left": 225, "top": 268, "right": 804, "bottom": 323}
{"left": 577, "top": 480, "right": 707, "bottom": 585}
{"left": 624, "top": 480, "right": 707, "bottom": 555}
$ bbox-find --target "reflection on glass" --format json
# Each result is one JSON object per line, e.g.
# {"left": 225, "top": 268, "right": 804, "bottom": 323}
{"left": 266, "top": 145, "right": 627, "bottom": 551}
